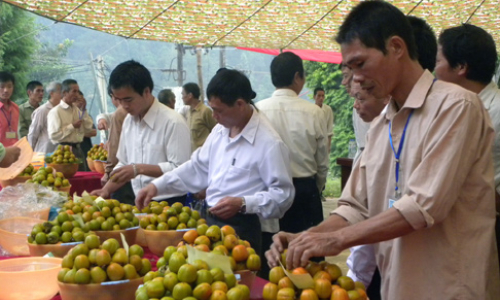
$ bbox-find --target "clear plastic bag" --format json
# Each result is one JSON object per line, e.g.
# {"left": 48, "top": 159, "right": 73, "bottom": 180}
{"left": 0, "top": 183, "right": 67, "bottom": 220}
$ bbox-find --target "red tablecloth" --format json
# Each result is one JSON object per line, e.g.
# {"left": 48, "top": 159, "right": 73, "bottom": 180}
{"left": 69, "top": 171, "right": 102, "bottom": 195}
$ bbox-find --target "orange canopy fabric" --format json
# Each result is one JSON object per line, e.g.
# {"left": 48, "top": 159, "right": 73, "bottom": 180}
{"left": 4, "top": 1, "right": 500, "bottom": 52}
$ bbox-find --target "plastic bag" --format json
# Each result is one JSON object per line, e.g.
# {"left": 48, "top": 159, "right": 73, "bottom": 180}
{"left": 0, "top": 183, "right": 67, "bottom": 220}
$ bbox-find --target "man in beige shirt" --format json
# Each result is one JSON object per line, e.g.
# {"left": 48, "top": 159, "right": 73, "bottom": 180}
{"left": 182, "top": 82, "right": 217, "bottom": 152}
{"left": 313, "top": 87, "right": 334, "bottom": 153}
{"left": 48, "top": 79, "right": 94, "bottom": 167}
{"left": 266, "top": 2, "right": 500, "bottom": 299}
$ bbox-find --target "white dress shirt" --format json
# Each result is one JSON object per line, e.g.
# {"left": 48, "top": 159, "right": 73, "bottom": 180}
{"left": 352, "top": 108, "right": 371, "bottom": 163}
{"left": 47, "top": 101, "right": 94, "bottom": 144}
{"left": 256, "top": 89, "right": 329, "bottom": 192}
{"left": 27, "top": 101, "right": 57, "bottom": 153}
{"left": 115, "top": 98, "right": 191, "bottom": 198}
{"left": 479, "top": 81, "right": 500, "bottom": 194}
{"left": 152, "top": 109, "right": 295, "bottom": 233}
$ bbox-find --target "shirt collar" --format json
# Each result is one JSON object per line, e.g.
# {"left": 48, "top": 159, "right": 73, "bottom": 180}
{"left": 191, "top": 101, "right": 202, "bottom": 112}
{"left": 272, "top": 89, "right": 299, "bottom": 97}
{"left": 0, "top": 99, "right": 12, "bottom": 110}
{"left": 138, "top": 98, "right": 159, "bottom": 129}
{"left": 60, "top": 101, "right": 72, "bottom": 109}
{"left": 217, "top": 108, "right": 259, "bottom": 144}
{"left": 478, "top": 81, "right": 499, "bottom": 110}
{"left": 386, "top": 70, "right": 435, "bottom": 120}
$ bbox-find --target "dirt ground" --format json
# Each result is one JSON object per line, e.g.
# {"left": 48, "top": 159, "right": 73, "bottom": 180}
{"left": 322, "top": 198, "right": 351, "bottom": 276}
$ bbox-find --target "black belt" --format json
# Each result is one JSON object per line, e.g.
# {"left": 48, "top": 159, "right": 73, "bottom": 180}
{"left": 293, "top": 175, "right": 316, "bottom": 182}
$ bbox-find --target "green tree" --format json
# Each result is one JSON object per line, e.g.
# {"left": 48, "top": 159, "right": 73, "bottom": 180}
{"left": 29, "top": 38, "right": 73, "bottom": 84}
{"left": 0, "top": 2, "right": 38, "bottom": 101}
{"left": 305, "top": 61, "right": 354, "bottom": 176}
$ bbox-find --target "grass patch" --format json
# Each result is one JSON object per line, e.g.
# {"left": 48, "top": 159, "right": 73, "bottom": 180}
{"left": 323, "top": 177, "right": 341, "bottom": 198}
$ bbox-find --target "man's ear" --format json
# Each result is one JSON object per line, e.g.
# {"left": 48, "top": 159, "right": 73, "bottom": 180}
{"left": 387, "top": 36, "right": 406, "bottom": 60}
{"left": 142, "top": 87, "right": 151, "bottom": 97}
{"left": 457, "top": 63, "right": 468, "bottom": 77}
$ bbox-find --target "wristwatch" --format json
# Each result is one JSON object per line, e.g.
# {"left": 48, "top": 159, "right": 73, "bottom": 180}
{"left": 240, "top": 197, "right": 246, "bottom": 213}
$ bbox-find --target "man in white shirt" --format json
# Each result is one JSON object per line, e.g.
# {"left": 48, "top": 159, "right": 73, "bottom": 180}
{"left": 47, "top": 79, "right": 94, "bottom": 168}
{"left": 135, "top": 69, "right": 294, "bottom": 258}
{"left": 435, "top": 23, "right": 500, "bottom": 273}
{"left": 28, "top": 82, "right": 62, "bottom": 153}
{"left": 313, "top": 87, "right": 334, "bottom": 153}
{"left": 91, "top": 60, "right": 191, "bottom": 204}
{"left": 257, "top": 52, "right": 328, "bottom": 235}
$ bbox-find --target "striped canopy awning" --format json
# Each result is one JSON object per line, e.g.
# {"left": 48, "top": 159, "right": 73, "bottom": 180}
{"left": 4, "top": 1, "right": 500, "bottom": 52}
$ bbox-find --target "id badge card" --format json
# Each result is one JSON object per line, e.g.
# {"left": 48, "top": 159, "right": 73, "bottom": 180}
{"left": 388, "top": 191, "right": 401, "bottom": 209}
{"left": 5, "top": 131, "right": 15, "bottom": 139}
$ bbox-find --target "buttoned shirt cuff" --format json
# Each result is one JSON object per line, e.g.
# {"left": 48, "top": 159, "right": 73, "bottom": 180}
{"left": 243, "top": 195, "right": 257, "bottom": 214}
{"left": 331, "top": 205, "right": 366, "bottom": 225}
{"left": 393, "top": 194, "right": 434, "bottom": 230}
{"left": 67, "top": 124, "right": 75, "bottom": 130}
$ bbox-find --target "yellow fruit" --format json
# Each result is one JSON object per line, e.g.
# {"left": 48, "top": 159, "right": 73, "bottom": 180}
{"left": 177, "top": 264, "right": 198, "bottom": 284}
{"left": 106, "top": 262, "right": 125, "bottom": 281}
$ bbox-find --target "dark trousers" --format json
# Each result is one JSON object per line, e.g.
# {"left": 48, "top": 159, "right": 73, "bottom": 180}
{"left": 496, "top": 215, "right": 500, "bottom": 275}
{"left": 367, "top": 268, "right": 382, "bottom": 300}
{"left": 206, "top": 212, "right": 262, "bottom": 257}
{"left": 258, "top": 231, "right": 274, "bottom": 280}
{"left": 155, "top": 194, "right": 187, "bottom": 206}
{"left": 279, "top": 176, "right": 324, "bottom": 233}
{"left": 111, "top": 181, "right": 135, "bottom": 205}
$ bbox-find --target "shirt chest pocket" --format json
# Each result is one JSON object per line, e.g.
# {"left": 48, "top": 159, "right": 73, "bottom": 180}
{"left": 222, "top": 166, "right": 251, "bottom": 187}
{"left": 144, "top": 143, "right": 166, "bottom": 163}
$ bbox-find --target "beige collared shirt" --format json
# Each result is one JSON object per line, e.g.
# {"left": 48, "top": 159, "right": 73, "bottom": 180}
{"left": 256, "top": 89, "right": 329, "bottom": 192}
{"left": 47, "top": 101, "right": 94, "bottom": 144}
{"left": 187, "top": 101, "right": 217, "bottom": 152}
{"left": 334, "top": 71, "right": 500, "bottom": 299}
{"left": 27, "top": 101, "right": 57, "bottom": 153}
{"left": 320, "top": 103, "right": 334, "bottom": 138}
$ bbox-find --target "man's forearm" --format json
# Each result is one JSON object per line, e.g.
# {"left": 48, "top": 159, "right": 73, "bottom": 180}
{"left": 336, "top": 208, "right": 414, "bottom": 249}
{"left": 137, "top": 164, "right": 164, "bottom": 178}
{"left": 308, "top": 213, "right": 350, "bottom": 233}
{"left": 103, "top": 180, "right": 126, "bottom": 196}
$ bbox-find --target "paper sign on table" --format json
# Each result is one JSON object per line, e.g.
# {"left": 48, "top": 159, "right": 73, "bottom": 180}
{"left": 0, "top": 137, "right": 33, "bottom": 180}
{"left": 279, "top": 260, "right": 314, "bottom": 289}
{"left": 186, "top": 245, "right": 233, "bottom": 274}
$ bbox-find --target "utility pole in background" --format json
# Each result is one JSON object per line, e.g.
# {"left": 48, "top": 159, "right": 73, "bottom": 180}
{"left": 177, "top": 44, "right": 184, "bottom": 87}
{"left": 220, "top": 46, "right": 226, "bottom": 69}
{"left": 196, "top": 46, "right": 204, "bottom": 99}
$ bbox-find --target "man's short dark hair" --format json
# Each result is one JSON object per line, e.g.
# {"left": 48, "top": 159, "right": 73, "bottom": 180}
{"left": 26, "top": 81, "right": 43, "bottom": 92}
{"left": 182, "top": 82, "right": 200, "bottom": 99}
{"left": 207, "top": 69, "right": 256, "bottom": 107}
{"left": 158, "top": 89, "right": 175, "bottom": 106}
{"left": 336, "top": 1, "right": 417, "bottom": 60}
{"left": 109, "top": 60, "right": 154, "bottom": 96}
{"left": 407, "top": 16, "right": 437, "bottom": 72}
{"left": 439, "top": 24, "right": 497, "bottom": 85}
{"left": 62, "top": 79, "right": 78, "bottom": 93}
{"left": 0, "top": 71, "right": 15, "bottom": 85}
{"left": 270, "top": 52, "right": 304, "bottom": 88}
{"left": 314, "top": 87, "right": 325, "bottom": 96}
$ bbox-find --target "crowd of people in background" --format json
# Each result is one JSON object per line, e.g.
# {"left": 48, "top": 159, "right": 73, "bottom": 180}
{"left": 1, "top": 1, "right": 500, "bottom": 298}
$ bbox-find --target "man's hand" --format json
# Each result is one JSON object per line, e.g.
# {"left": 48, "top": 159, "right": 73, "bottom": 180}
{"left": 135, "top": 184, "right": 158, "bottom": 210}
{"left": 109, "top": 165, "right": 136, "bottom": 184}
{"left": 97, "top": 119, "right": 108, "bottom": 131}
{"left": 0, "top": 146, "right": 21, "bottom": 168}
{"left": 285, "top": 231, "right": 343, "bottom": 269}
{"left": 208, "top": 196, "right": 243, "bottom": 220}
{"left": 265, "top": 231, "right": 298, "bottom": 268}
{"left": 72, "top": 120, "right": 83, "bottom": 128}
{"left": 90, "top": 188, "right": 110, "bottom": 199}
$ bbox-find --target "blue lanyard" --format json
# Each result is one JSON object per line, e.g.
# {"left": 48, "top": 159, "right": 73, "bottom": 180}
{"left": 389, "top": 110, "right": 414, "bottom": 197}
{"left": 0, "top": 106, "right": 12, "bottom": 130}
{"left": 78, "top": 108, "right": 85, "bottom": 120}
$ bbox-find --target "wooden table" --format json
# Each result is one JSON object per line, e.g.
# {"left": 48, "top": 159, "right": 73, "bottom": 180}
{"left": 336, "top": 157, "right": 353, "bottom": 191}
